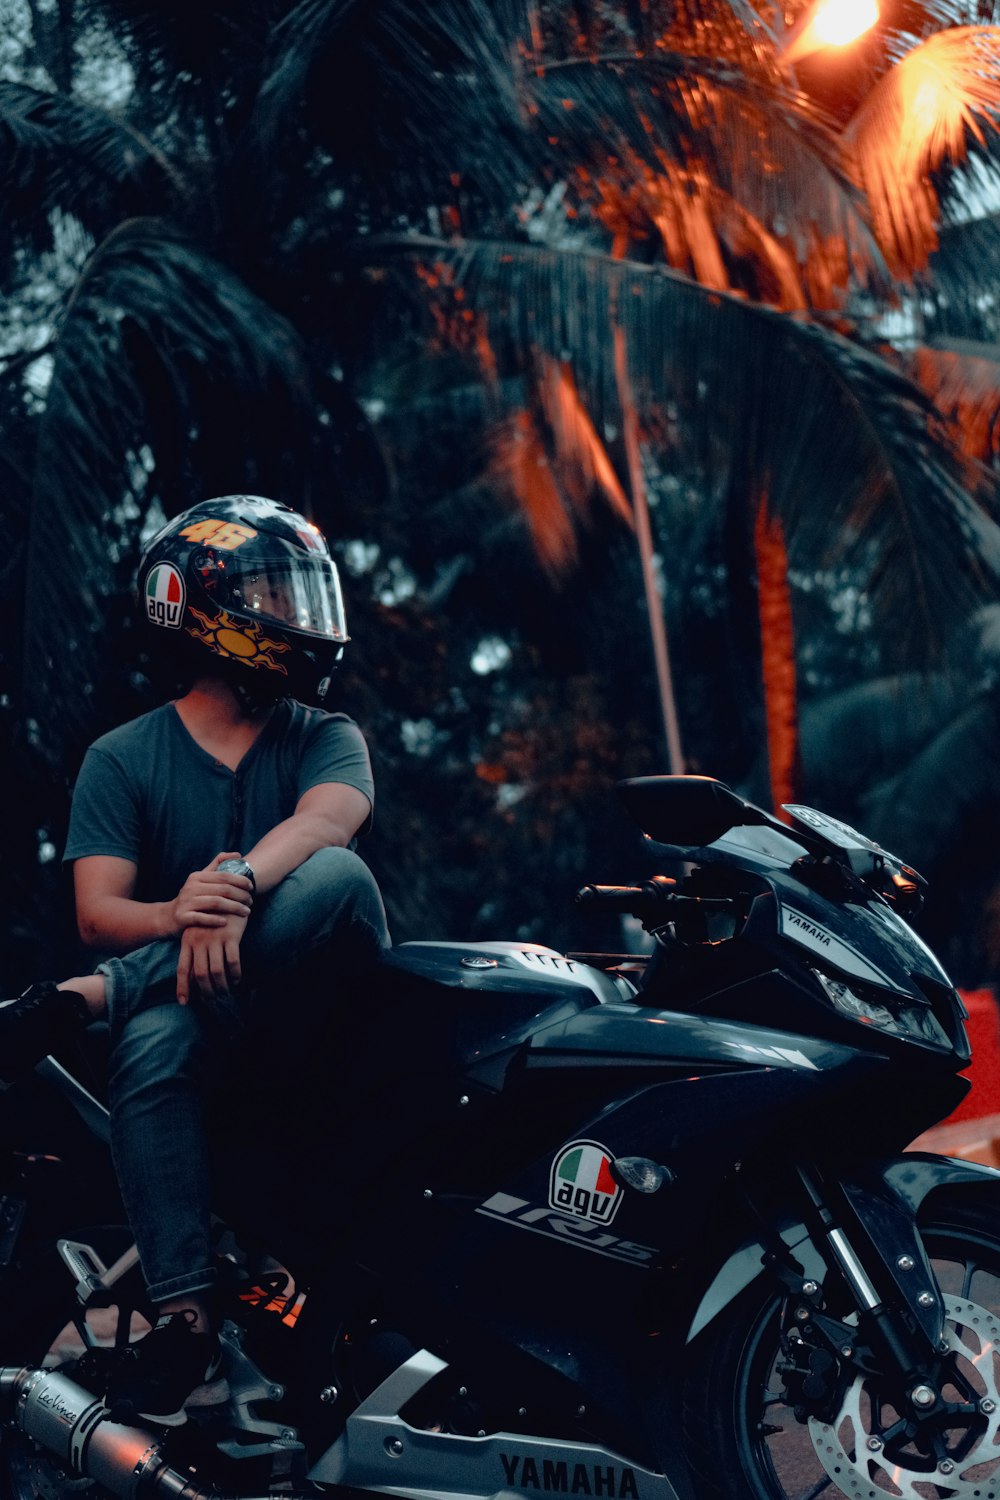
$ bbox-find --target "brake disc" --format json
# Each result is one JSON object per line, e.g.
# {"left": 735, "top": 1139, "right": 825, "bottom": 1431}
{"left": 807, "top": 1294, "right": 1000, "bottom": 1499}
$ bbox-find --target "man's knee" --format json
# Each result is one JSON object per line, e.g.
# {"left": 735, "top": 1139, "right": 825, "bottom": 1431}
{"left": 295, "top": 845, "right": 378, "bottom": 898}
{"left": 253, "top": 847, "right": 389, "bottom": 952}
{"left": 109, "top": 1003, "right": 205, "bottom": 1097}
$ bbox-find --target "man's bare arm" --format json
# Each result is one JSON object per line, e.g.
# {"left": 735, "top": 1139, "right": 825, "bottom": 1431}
{"left": 176, "top": 783, "right": 372, "bottom": 1003}
{"left": 243, "top": 782, "right": 372, "bottom": 892}
{"left": 74, "top": 853, "right": 253, "bottom": 953}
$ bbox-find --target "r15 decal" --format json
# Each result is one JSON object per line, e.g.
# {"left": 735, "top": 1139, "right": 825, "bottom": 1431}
{"left": 477, "top": 1193, "right": 657, "bottom": 1267}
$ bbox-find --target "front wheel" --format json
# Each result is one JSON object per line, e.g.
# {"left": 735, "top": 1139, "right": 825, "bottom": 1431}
{"left": 684, "top": 1192, "right": 1000, "bottom": 1499}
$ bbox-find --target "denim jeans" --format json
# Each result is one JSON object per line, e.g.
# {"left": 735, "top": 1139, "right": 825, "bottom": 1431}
{"left": 97, "top": 847, "right": 389, "bottom": 1304}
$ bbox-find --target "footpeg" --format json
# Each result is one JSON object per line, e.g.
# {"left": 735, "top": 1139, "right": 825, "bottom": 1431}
{"left": 216, "top": 1320, "right": 304, "bottom": 1460}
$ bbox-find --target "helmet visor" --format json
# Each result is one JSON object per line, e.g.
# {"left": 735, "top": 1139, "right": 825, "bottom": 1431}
{"left": 218, "top": 556, "right": 348, "bottom": 640}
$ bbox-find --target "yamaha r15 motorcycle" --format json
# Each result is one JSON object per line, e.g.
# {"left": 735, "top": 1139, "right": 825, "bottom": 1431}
{"left": 0, "top": 773, "right": 998, "bottom": 1500}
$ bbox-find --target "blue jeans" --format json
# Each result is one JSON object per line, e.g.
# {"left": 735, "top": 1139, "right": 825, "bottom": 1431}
{"left": 97, "top": 847, "right": 389, "bottom": 1304}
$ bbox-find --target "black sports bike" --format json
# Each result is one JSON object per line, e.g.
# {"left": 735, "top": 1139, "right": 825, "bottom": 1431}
{"left": 0, "top": 773, "right": 997, "bottom": 1500}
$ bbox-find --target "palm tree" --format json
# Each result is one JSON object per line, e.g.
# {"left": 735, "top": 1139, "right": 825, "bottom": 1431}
{"left": 254, "top": 0, "right": 1000, "bottom": 800}
{"left": 3, "top": 0, "right": 1000, "bottom": 954}
{"left": 348, "top": 0, "right": 1000, "bottom": 805}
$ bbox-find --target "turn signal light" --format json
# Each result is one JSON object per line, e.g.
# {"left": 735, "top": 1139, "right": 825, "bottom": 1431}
{"left": 610, "top": 1157, "right": 674, "bottom": 1194}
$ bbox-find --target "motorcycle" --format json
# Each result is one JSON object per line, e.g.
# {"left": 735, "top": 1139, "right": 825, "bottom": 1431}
{"left": 0, "top": 772, "right": 998, "bottom": 1500}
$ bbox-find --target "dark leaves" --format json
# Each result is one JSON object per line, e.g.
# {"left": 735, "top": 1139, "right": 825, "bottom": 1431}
{"left": 370, "top": 233, "right": 1000, "bottom": 665}
{"left": 0, "top": 81, "right": 180, "bottom": 233}
{"left": 22, "top": 218, "right": 317, "bottom": 749}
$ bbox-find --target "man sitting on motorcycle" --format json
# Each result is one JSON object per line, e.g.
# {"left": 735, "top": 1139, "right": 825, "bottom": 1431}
{"left": 0, "top": 495, "right": 390, "bottom": 1427}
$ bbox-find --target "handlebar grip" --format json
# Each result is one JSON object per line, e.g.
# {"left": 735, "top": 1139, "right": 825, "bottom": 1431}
{"left": 575, "top": 884, "right": 647, "bottom": 911}
{"left": 576, "top": 877, "right": 680, "bottom": 915}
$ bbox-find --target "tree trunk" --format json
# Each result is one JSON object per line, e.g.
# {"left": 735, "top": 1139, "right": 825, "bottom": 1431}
{"left": 754, "top": 494, "right": 799, "bottom": 817}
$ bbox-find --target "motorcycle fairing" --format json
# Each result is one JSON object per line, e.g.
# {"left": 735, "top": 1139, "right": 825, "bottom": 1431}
{"left": 687, "top": 1153, "right": 1000, "bottom": 1344}
{"left": 369, "top": 942, "right": 625, "bottom": 1085}
{"left": 309, "top": 1348, "right": 685, "bottom": 1500}
{"left": 382, "top": 942, "right": 630, "bottom": 1006}
{"left": 526, "top": 1001, "right": 862, "bottom": 1074}
{"left": 355, "top": 1040, "right": 888, "bottom": 1455}
{"left": 648, "top": 823, "right": 951, "bottom": 996}
{"left": 450, "top": 1049, "right": 883, "bottom": 1291}
{"left": 762, "top": 870, "right": 952, "bottom": 997}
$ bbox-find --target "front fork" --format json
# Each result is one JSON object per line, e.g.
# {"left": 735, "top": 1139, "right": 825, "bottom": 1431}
{"left": 761, "top": 1162, "right": 955, "bottom": 1426}
{"left": 810, "top": 1165, "right": 947, "bottom": 1379}
{"left": 691, "top": 1150, "right": 1000, "bottom": 1422}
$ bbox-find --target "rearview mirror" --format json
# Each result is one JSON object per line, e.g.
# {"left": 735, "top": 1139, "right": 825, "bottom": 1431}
{"left": 616, "top": 775, "right": 756, "bottom": 847}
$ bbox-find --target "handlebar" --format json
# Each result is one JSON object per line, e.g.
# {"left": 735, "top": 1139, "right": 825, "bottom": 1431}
{"left": 575, "top": 877, "right": 740, "bottom": 929}
{"left": 575, "top": 877, "right": 678, "bottom": 913}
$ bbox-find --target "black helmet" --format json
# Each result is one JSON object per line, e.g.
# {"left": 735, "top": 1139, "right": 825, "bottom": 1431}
{"left": 138, "top": 496, "right": 349, "bottom": 704}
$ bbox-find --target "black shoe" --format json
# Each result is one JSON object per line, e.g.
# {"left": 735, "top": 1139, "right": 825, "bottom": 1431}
{"left": 105, "top": 1311, "right": 229, "bottom": 1427}
{"left": 0, "top": 982, "right": 88, "bottom": 1087}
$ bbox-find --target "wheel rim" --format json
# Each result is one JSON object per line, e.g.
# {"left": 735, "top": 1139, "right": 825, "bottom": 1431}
{"left": 736, "top": 1219, "right": 1000, "bottom": 1499}
{"left": 807, "top": 1294, "right": 1000, "bottom": 1498}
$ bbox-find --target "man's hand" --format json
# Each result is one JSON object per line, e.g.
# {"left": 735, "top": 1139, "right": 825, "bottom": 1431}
{"left": 176, "top": 906, "right": 250, "bottom": 1006}
{"left": 169, "top": 852, "right": 254, "bottom": 936}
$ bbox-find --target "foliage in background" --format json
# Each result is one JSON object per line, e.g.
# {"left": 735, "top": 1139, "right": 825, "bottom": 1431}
{"left": 3, "top": 0, "right": 1000, "bottom": 982}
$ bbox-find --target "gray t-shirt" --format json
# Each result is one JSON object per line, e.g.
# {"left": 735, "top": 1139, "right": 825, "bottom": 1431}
{"left": 63, "top": 699, "right": 374, "bottom": 902}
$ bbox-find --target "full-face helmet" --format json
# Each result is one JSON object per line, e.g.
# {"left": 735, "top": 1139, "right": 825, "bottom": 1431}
{"left": 138, "top": 496, "right": 349, "bottom": 704}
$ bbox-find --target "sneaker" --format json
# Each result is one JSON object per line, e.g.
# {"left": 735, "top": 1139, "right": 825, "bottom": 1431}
{"left": 104, "top": 1311, "right": 229, "bottom": 1427}
{"left": 0, "top": 983, "right": 88, "bottom": 1087}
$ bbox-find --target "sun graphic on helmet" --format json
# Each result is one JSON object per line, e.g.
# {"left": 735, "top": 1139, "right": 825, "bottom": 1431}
{"left": 186, "top": 606, "right": 291, "bottom": 674}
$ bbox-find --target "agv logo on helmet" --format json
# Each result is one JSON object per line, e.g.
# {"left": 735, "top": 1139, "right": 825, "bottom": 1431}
{"left": 144, "top": 563, "right": 186, "bottom": 629}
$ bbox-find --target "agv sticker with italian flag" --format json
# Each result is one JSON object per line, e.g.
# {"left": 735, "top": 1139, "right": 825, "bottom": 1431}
{"left": 549, "top": 1140, "right": 623, "bottom": 1224}
{"left": 145, "top": 562, "right": 186, "bottom": 628}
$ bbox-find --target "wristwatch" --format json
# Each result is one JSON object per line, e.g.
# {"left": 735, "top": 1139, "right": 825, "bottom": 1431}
{"left": 217, "top": 857, "right": 256, "bottom": 889}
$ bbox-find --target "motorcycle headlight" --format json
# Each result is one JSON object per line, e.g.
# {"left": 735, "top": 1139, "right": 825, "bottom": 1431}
{"left": 812, "top": 970, "right": 951, "bottom": 1050}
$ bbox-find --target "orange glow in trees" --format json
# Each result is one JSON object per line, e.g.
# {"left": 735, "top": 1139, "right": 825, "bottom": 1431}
{"left": 812, "top": 0, "right": 879, "bottom": 47}
{"left": 783, "top": 0, "right": 879, "bottom": 64}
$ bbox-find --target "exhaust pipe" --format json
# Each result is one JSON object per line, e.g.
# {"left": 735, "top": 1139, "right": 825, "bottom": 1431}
{"left": 0, "top": 1365, "right": 210, "bottom": 1498}
{"left": 0, "top": 1365, "right": 305, "bottom": 1500}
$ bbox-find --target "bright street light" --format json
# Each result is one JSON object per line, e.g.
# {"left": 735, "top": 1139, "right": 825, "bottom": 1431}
{"left": 782, "top": 0, "right": 879, "bottom": 63}
{"left": 812, "top": 0, "right": 880, "bottom": 46}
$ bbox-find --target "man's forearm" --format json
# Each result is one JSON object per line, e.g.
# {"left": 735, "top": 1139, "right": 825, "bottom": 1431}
{"left": 78, "top": 895, "right": 174, "bottom": 953}
{"left": 244, "top": 812, "right": 349, "bottom": 895}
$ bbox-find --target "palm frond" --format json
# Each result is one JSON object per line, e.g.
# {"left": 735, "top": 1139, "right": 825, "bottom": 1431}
{"left": 798, "top": 672, "right": 1000, "bottom": 879}
{"left": 366, "top": 234, "right": 1000, "bottom": 666}
{"left": 526, "top": 54, "right": 888, "bottom": 302}
{"left": 0, "top": 81, "right": 182, "bottom": 226}
{"left": 924, "top": 211, "right": 1000, "bottom": 342}
{"left": 857, "top": 691, "right": 1000, "bottom": 869}
{"left": 489, "top": 408, "right": 583, "bottom": 569}
{"left": 263, "top": 1, "right": 887, "bottom": 309}
{"left": 90, "top": 0, "right": 276, "bottom": 122}
{"left": 251, "top": 0, "right": 368, "bottom": 144}
{"left": 486, "top": 353, "right": 633, "bottom": 571}
{"left": 248, "top": 0, "right": 532, "bottom": 216}
{"left": 906, "top": 339, "right": 1000, "bottom": 464}
{"left": 21, "top": 217, "right": 317, "bottom": 755}
{"left": 248, "top": 0, "right": 823, "bottom": 274}
{"left": 531, "top": 0, "right": 777, "bottom": 68}
{"left": 847, "top": 27, "right": 1000, "bottom": 274}
{"left": 535, "top": 354, "right": 632, "bottom": 524}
